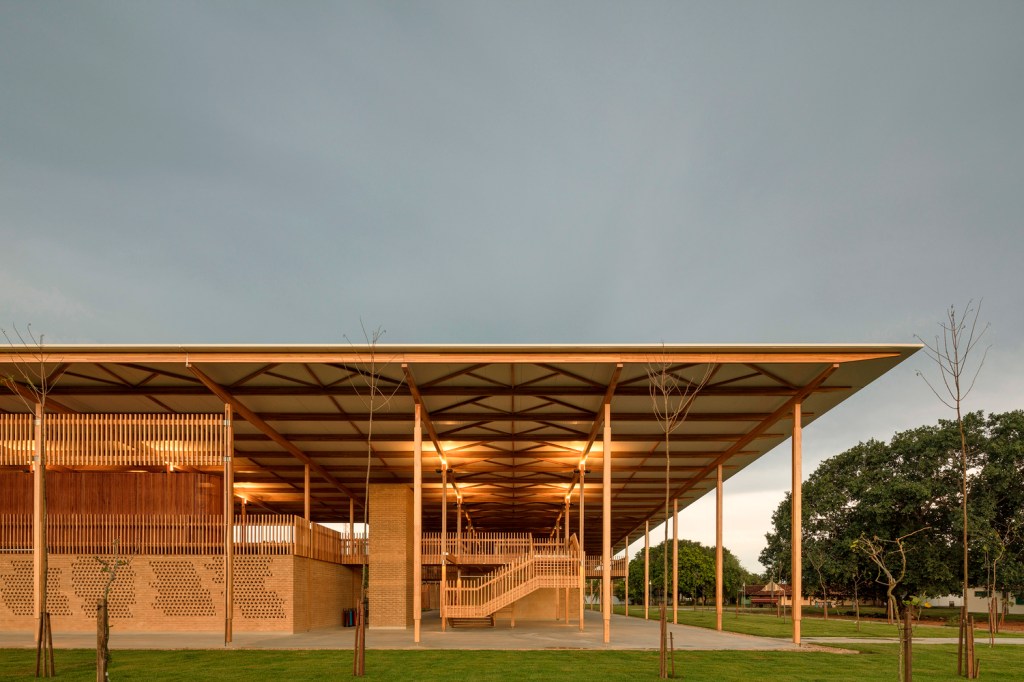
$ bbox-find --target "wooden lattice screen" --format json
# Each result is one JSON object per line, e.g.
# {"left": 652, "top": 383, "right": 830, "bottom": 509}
{"left": 0, "top": 414, "right": 32, "bottom": 466}
{"left": 0, "top": 413, "right": 225, "bottom": 467}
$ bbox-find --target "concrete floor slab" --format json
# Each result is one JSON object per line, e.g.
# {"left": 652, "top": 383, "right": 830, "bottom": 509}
{"left": 0, "top": 610, "right": 800, "bottom": 651}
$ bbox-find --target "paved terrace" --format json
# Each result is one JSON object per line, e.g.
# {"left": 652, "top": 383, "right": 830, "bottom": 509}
{"left": 1, "top": 610, "right": 800, "bottom": 651}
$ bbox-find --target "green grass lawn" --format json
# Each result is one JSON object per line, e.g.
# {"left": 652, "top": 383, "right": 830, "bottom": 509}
{"left": 0, "top": 645, "right": 1021, "bottom": 681}
{"left": 611, "top": 605, "right": 1022, "bottom": 639}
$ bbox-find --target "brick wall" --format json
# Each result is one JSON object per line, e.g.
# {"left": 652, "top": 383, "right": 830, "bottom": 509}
{"left": 293, "top": 557, "right": 359, "bottom": 631}
{"left": 367, "top": 484, "right": 413, "bottom": 629}
{"left": 0, "top": 553, "right": 314, "bottom": 633}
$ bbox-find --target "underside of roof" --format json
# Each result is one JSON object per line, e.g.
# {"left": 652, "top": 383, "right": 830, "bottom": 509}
{"left": 0, "top": 343, "right": 919, "bottom": 554}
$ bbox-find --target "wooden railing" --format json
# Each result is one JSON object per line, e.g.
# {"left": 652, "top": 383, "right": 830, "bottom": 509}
{"left": 0, "top": 513, "right": 31, "bottom": 552}
{"left": 422, "top": 531, "right": 541, "bottom": 565}
{"left": 291, "top": 517, "right": 367, "bottom": 564}
{"left": 0, "top": 513, "right": 366, "bottom": 564}
{"left": 0, "top": 414, "right": 32, "bottom": 466}
{"left": 445, "top": 553, "right": 580, "bottom": 618}
{"left": 584, "top": 555, "right": 629, "bottom": 578}
{"left": 0, "top": 413, "right": 226, "bottom": 467}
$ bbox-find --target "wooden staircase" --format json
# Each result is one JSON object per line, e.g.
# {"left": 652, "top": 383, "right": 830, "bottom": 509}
{"left": 447, "top": 615, "right": 495, "bottom": 628}
{"left": 443, "top": 535, "right": 580, "bottom": 621}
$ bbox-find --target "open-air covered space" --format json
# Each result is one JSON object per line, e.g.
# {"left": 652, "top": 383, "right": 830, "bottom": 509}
{"left": 1, "top": 343, "right": 918, "bottom": 648}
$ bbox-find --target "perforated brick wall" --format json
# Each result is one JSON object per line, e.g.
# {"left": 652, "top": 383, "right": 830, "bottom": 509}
{"left": 367, "top": 484, "right": 414, "bottom": 628}
{"left": 0, "top": 553, "right": 304, "bottom": 633}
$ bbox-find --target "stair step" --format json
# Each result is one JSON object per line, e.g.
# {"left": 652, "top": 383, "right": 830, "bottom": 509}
{"left": 448, "top": 616, "right": 495, "bottom": 628}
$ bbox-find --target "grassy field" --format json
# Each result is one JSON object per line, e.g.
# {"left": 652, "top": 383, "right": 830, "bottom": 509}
{"left": 611, "top": 605, "right": 1023, "bottom": 639}
{"left": 1, "top": 645, "right": 1021, "bottom": 681}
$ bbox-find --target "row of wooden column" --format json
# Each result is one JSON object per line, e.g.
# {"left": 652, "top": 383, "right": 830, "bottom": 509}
{"left": 622, "top": 402, "right": 804, "bottom": 646}
{"left": 402, "top": 400, "right": 804, "bottom": 645}
{"left": 26, "top": 398, "right": 804, "bottom": 646}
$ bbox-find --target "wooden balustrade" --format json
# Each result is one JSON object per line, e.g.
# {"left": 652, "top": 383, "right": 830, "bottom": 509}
{"left": 584, "top": 555, "right": 628, "bottom": 577}
{"left": 0, "top": 513, "right": 32, "bottom": 551}
{"left": 443, "top": 534, "right": 582, "bottom": 618}
{"left": 0, "top": 413, "right": 226, "bottom": 467}
{"left": 0, "top": 414, "right": 33, "bottom": 466}
{"left": 0, "top": 513, "right": 366, "bottom": 564}
{"left": 290, "top": 516, "right": 367, "bottom": 563}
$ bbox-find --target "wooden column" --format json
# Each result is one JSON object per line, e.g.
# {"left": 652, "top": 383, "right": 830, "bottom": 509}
{"left": 32, "top": 404, "right": 43, "bottom": 628}
{"left": 349, "top": 497, "right": 355, "bottom": 544}
{"left": 791, "top": 402, "right": 803, "bottom": 645}
{"left": 224, "top": 405, "right": 234, "bottom": 644}
{"left": 602, "top": 403, "right": 612, "bottom": 643}
{"left": 456, "top": 498, "right": 463, "bottom": 616}
{"left": 673, "top": 498, "right": 678, "bottom": 624}
{"left": 564, "top": 497, "right": 570, "bottom": 624}
{"left": 441, "top": 464, "right": 448, "bottom": 632}
{"left": 624, "top": 534, "right": 629, "bottom": 618}
{"left": 578, "top": 467, "right": 585, "bottom": 632}
{"left": 716, "top": 464, "right": 724, "bottom": 631}
{"left": 303, "top": 464, "right": 311, "bottom": 522}
{"left": 644, "top": 520, "right": 650, "bottom": 620}
{"left": 303, "top": 462, "right": 311, "bottom": 575}
{"left": 457, "top": 499, "right": 462, "bottom": 556}
{"left": 413, "top": 404, "right": 423, "bottom": 643}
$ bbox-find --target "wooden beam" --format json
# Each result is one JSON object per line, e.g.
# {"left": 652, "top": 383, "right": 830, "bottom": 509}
{"left": 402, "top": 364, "right": 468, "bottom": 519}
{"left": 187, "top": 364, "right": 363, "bottom": 507}
{"left": 43, "top": 383, "right": 852, "bottom": 398}
{"left": 645, "top": 363, "right": 840, "bottom": 524}
{"left": 3, "top": 348, "right": 906, "bottom": 366}
{"left": 2, "top": 380, "right": 77, "bottom": 414}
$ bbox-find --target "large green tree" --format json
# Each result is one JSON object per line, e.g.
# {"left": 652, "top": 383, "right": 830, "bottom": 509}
{"left": 622, "top": 538, "right": 755, "bottom": 605}
{"left": 760, "top": 412, "right": 1024, "bottom": 605}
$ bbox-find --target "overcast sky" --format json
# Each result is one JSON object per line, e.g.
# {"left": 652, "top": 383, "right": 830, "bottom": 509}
{"left": 2, "top": 2, "right": 1022, "bottom": 572}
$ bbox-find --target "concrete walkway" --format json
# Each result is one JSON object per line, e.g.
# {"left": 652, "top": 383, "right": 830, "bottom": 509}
{"left": 0, "top": 610, "right": 801, "bottom": 652}
{"left": 802, "top": 636, "right": 1024, "bottom": 645}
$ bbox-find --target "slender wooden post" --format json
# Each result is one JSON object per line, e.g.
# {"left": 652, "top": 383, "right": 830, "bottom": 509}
{"left": 412, "top": 404, "right": 423, "bottom": 643}
{"left": 455, "top": 497, "right": 462, "bottom": 621}
{"left": 564, "top": 498, "right": 570, "bottom": 548}
{"left": 224, "top": 405, "right": 234, "bottom": 644}
{"left": 672, "top": 498, "right": 678, "bottom": 624}
{"left": 791, "top": 402, "right": 802, "bottom": 645}
{"left": 349, "top": 497, "right": 355, "bottom": 548}
{"left": 644, "top": 520, "right": 650, "bottom": 620}
{"left": 32, "top": 404, "right": 45, "bottom": 642}
{"left": 602, "top": 403, "right": 612, "bottom": 643}
{"left": 716, "top": 464, "right": 724, "bottom": 631}
{"left": 624, "top": 533, "right": 629, "bottom": 618}
{"left": 578, "top": 467, "right": 585, "bottom": 632}
{"left": 303, "top": 464, "right": 311, "bottom": 522}
{"left": 564, "top": 497, "right": 570, "bottom": 624}
{"left": 441, "top": 464, "right": 448, "bottom": 632}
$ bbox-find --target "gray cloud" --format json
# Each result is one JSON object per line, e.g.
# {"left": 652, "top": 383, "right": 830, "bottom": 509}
{"left": 2, "top": 1, "right": 1022, "bottom": 568}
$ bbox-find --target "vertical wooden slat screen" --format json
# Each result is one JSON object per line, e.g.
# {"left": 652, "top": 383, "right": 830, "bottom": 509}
{"left": 0, "top": 414, "right": 33, "bottom": 466}
{"left": 36, "top": 414, "right": 223, "bottom": 467}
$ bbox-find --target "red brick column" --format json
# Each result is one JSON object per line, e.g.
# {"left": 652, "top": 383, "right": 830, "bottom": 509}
{"left": 368, "top": 484, "right": 414, "bottom": 628}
